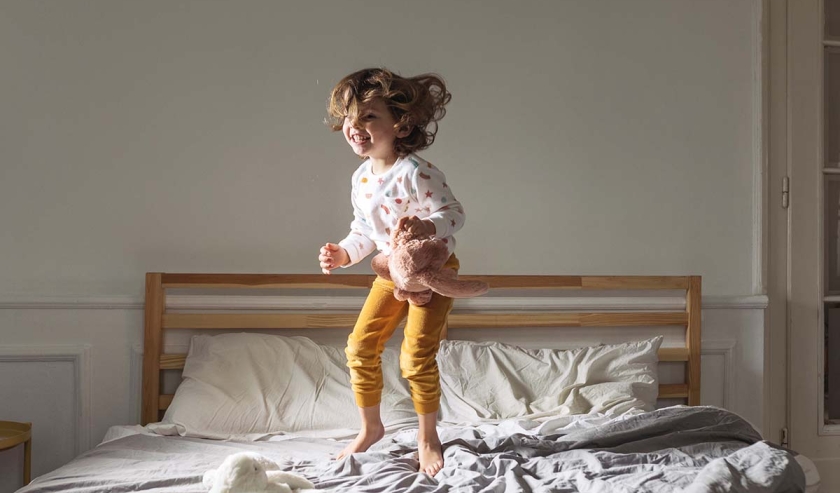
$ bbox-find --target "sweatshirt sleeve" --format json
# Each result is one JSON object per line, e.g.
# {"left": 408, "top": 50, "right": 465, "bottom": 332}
{"left": 337, "top": 178, "right": 377, "bottom": 267}
{"left": 410, "top": 162, "right": 465, "bottom": 239}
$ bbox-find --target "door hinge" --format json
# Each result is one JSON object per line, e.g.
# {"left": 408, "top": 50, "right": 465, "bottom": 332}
{"left": 781, "top": 427, "right": 789, "bottom": 447}
{"left": 782, "top": 176, "right": 790, "bottom": 209}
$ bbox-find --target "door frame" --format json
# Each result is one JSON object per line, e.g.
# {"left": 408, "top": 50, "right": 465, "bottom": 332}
{"left": 766, "top": 0, "right": 789, "bottom": 446}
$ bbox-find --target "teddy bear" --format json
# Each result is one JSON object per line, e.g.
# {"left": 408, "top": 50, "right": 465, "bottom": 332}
{"left": 202, "top": 451, "right": 314, "bottom": 493}
{"left": 371, "top": 216, "right": 489, "bottom": 306}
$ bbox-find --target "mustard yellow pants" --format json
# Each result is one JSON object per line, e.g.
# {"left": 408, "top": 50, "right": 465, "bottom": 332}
{"left": 345, "top": 254, "right": 459, "bottom": 415}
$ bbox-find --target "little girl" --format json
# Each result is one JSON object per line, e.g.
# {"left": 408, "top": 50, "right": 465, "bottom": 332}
{"left": 318, "top": 67, "right": 465, "bottom": 476}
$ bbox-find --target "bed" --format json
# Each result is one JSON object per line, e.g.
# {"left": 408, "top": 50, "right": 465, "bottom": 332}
{"left": 17, "top": 273, "right": 815, "bottom": 492}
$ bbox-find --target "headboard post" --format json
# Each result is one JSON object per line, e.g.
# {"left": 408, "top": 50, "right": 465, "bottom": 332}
{"left": 142, "top": 273, "right": 164, "bottom": 425}
{"left": 686, "top": 276, "right": 702, "bottom": 405}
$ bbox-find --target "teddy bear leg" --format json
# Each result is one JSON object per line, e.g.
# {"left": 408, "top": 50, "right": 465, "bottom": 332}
{"left": 394, "top": 288, "right": 410, "bottom": 302}
{"left": 408, "top": 290, "right": 433, "bottom": 306}
{"left": 371, "top": 254, "right": 392, "bottom": 281}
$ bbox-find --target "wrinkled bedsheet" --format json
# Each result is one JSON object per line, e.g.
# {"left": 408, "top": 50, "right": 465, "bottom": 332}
{"left": 19, "top": 406, "right": 804, "bottom": 492}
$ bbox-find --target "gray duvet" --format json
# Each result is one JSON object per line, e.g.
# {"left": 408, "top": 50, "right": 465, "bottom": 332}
{"left": 19, "top": 406, "right": 804, "bottom": 492}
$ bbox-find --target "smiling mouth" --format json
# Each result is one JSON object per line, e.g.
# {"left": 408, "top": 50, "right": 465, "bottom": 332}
{"left": 351, "top": 134, "right": 370, "bottom": 144}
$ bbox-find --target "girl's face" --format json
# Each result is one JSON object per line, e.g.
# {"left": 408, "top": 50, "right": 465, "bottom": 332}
{"left": 342, "top": 98, "right": 409, "bottom": 164}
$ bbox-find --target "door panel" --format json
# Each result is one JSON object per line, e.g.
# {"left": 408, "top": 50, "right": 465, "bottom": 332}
{"left": 788, "top": 0, "right": 840, "bottom": 485}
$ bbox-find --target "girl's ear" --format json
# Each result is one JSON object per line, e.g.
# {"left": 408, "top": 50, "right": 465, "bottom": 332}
{"left": 396, "top": 125, "right": 412, "bottom": 138}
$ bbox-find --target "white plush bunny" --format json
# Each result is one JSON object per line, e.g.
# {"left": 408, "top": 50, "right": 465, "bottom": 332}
{"left": 202, "top": 451, "right": 314, "bottom": 493}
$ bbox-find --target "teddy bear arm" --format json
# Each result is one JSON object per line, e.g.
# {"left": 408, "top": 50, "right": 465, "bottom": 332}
{"left": 423, "top": 240, "right": 451, "bottom": 271}
{"left": 425, "top": 273, "right": 490, "bottom": 299}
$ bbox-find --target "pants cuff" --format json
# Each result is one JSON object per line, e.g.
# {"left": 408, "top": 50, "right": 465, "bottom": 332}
{"left": 355, "top": 392, "right": 382, "bottom": 409}
{"left": 413, "top": 399, "right": 440, "bottom": 415}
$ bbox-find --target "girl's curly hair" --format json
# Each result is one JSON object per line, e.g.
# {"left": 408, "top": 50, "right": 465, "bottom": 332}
{"left": 326, "top": 68, "right": 451, "bottom": 156}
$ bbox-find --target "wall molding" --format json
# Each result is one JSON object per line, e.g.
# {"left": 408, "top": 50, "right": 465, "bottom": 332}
{"left": 0, "top": 295, "right": 139, "bottom": 310}
{"left": 0, "top": 344, "right": 92, "bottom": 454}
{"left": 0, "top": 294, "right": 769, "bottom": 311}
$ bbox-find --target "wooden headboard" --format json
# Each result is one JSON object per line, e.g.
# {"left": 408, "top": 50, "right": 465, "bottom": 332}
{"left": 141, "top": 274, "right": 701, "bottom": 425}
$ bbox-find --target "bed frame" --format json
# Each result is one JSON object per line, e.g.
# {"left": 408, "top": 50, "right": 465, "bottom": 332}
{"left": 141, "top": 274, "right": 701, "bottom": 425}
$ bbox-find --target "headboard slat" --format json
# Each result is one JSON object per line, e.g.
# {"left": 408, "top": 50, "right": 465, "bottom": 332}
{"left": 580, "top": 276, "right": 690, "bottom": 290}
{"left": 449, "top": 312, "right": 687, "bottom": 328}
{"left": 659, "top": 384, "right": 690, "bottom": 399}
{"left": 159, "top": 274, "right": 690, "bottom": 290}
{"left": 158, "top": 394, "right": 174, "bottom": 410}
{"left": 163, "top": 313, "right": 362, "bottom": 330}
{"left": 161, "top": 273, "right": 376, "bottom": 289}
{"left": 658, "top": 347, "right": 690, "bottom": 362}
{"left": 160, "top": 353, "right": 187, "bottom": 370}
{"left": 161, "top": 312, "right": 688, "bottom": 330}
{"left": 158, "top": 346, "right": 692, "bottom": 373}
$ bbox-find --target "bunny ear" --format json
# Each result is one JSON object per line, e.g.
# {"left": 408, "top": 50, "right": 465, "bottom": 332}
{"left": 266, "top": 471, "right": 315, "bottom": 489}
{"left": 202, "top": 469, "right": 216, "bottom": 488}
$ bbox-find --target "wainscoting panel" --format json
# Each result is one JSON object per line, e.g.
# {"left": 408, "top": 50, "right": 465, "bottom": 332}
{"left": 0, "top": 345, "right": 91, "bottom": 493}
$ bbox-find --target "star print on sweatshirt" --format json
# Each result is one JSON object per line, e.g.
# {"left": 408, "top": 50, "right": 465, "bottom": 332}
{"left": 338, "top": 153, "right": 465, "bottom": 267}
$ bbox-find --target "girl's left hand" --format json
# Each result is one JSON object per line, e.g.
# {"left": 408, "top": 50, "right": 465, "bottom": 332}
{"left": 401, "top": 216, "right": 436, "bottom": 237}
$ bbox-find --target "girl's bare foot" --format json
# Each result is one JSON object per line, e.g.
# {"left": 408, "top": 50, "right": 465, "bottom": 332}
{"left": 417, "top": 409, "right": 444, "bottom": 475}
{"left": 418, "top": 437, "right": 444, "bottom": 475}
{"left": 336, "top": 422, "right": 385, "bottom": 460}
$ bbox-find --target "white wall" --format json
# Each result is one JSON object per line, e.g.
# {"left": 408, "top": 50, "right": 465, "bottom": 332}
{"left": 0, "top": 1, "right": 765, "bottom": 491}
{"left": 0, "top": 0, "right": 757, "bottom": 297}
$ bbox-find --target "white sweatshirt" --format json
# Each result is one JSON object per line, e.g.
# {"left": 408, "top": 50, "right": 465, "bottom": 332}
{"left": 338, "top": 153, "right": 465, "bottom": 266}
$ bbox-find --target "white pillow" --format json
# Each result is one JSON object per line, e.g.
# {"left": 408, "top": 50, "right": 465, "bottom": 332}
{"left": 147, "top": 333, "right": 417, "bottom": 440}
{"left": 437, "top": 336, "right": 663, "bottom": 424}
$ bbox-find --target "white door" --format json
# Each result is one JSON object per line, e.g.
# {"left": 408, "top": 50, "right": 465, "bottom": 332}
{"left": 788, "top": 0, "right": 840, "bottom": 488}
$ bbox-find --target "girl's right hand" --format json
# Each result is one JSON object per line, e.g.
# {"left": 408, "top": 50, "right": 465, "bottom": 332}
{"left": 319, "top": 243, "right": 349, "bottom": 275}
